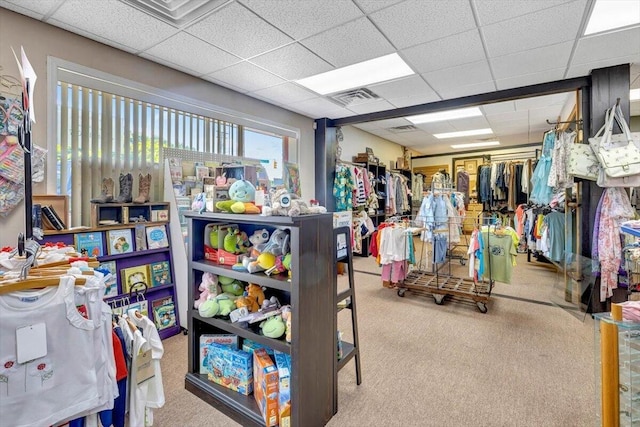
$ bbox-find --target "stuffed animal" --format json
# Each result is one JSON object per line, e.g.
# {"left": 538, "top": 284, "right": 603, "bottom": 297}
{"left": 246, "top": 283, "right": 265, "bottom": 310}
{"left": 281, "top": 305, "right": 292, "bottom": 343}
{"left": 215, "top": 294, "right": 237, "bottom": 316}
{"left": 194, "top": 272, "right": 218, "bottom": 309}
{"left": 209, "top": 226, "right": 220, "bottom": 249}
{"left": 261, "top": 229, "right": 290, "bottom": 257}
{"left": 219, "top": 276, "right": 244, "bottom": 296}
{"left": 228, "top": 179, "right": 256, "bottom": 203}
{"left": 235, "top": 294, "right": 258, "bottom": 312}
{"left": 260, "top": 315, "right": 286, "bottom": 338}
{"left": 191, "top": 192, "right": 206, "bottom": 213}
{"left": 249, "top": 229, "right": 270, "bottom": 254}
{"left": 198, "top": 299, "right": 219, "bottom": 318}
{"left": 223, "top": 228, "right": 248, "bottom": 254}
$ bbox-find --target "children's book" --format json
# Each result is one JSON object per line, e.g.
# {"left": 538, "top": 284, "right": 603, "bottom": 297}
{"left": 75, "top": 231, "right": 104, "bottom": 257}
{"left": 98, "top": 260, "right": 118, "bottom": 298}
{"left": 107, "top": 229, "right": 133, "bottom": 255}
{"left": 152, "top": 296, "right": 177, "bottom": 331}
{"left": 146, "top": 225, "right": 169, "bottom": 249}
{"left": 121, "top": 265, "right": 150, "bottom": 294}
{"left": 113, "top": 299, "right": 149, "bottom": 318}
{"left": 149, "top": 261, "right": 172, "bottom": 287}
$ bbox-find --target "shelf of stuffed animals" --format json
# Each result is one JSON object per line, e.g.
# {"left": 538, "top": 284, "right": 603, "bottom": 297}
{"left": 185, "top": 210, "right": 336, "bottom": 427}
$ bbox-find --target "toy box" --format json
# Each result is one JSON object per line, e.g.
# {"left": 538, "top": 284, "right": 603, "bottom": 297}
{"left": 199, "top": 334, "right": 239, "bottom": 374}
{"left": 242, "top": 339, "right": 274, "bottom": 355}
{"left": 274, "top": 350, "right": 291, "bottom": 427}
{"left": 253, "top": 348, "right": 279, "bottom": 427}
{"left": 206, "top": 343, "right": 253, "bottom": 395}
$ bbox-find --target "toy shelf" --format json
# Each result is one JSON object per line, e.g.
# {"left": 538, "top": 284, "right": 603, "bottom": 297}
{"left": 185, "top": 211, "right": 336, "bottom": 427}
{"left": 192, "top": 260, "right": 291, "bottom": 292}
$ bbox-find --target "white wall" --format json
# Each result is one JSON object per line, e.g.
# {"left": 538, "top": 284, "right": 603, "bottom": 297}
{"left": 340, "top": 126, "right": 405, "bottom": 168}
{"left": 0, "top": 9, "right": 316, "bottom": 247}
{"left": 412, "top": 144, "right": 542, "bottom": 169}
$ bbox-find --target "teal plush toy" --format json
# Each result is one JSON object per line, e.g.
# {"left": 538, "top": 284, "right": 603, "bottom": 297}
{"left": 228, "top": 179, "right": 256, "bottom": 203}
{"left": 260, "top": 315, "right": 286, "bottom": 338}
{"left": 219, "top": 276, "right": 244, "bottom": 296}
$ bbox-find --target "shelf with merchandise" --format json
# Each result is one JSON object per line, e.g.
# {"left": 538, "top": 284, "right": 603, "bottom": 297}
{"left": 192, "top": 260, "right": 291, "bottom": 292}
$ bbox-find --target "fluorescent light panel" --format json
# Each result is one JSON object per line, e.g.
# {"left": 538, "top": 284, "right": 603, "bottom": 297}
{"left": 451, "top": 141, "right": 500, "bottom": 149}
{"left": 631, "top": 88, "right": 640, "bottom": 101}
{"left": 295, "top": 53, "right": 414, "bottom": 95}
{"left": 434, "top": 128, "right": 493, "bottom": 139}
{"left": 406, "top": 107, "right": 483, "bottom": 124}
{"left": 584, "top": 0, "right": 640, "bottom": 35}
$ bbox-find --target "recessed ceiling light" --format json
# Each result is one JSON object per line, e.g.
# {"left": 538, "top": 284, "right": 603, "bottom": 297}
{"left": 584, "top": 0, "right": 640, "bottom": 35}
{"left": 631, "top": 88, "right": 640, "bottom": 101}
{"left": 406, "top": 107, "right": 483, "bottom": 124}
{"left": 296, "top": 53, "right": 414, "bottom": 95}
{"left": 434, "top": 128, "right": 493, "bottom": 139}
{"left": 451, "top": 141, "right": 500, "bottom": 149}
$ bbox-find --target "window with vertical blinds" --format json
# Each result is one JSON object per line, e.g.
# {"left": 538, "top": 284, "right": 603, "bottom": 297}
{"left": 56, "top": 81, "right": 239, "bottom": 226}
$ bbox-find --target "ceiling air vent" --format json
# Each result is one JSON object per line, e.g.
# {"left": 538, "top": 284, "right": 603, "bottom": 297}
{"left": 388, "top": 125, "right": 418, "bottom": 133}
{"left": 122, "top": 0, "right": 228, "bottom": 28}
{"left": 329, "top": 88, "right": 380, "bottom": 107}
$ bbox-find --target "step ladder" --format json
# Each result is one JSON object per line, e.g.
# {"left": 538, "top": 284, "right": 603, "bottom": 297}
{"left": 333, "top": 226, "right": 362, "bottom": 414}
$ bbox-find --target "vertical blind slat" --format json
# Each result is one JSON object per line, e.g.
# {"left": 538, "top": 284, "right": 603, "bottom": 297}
{"left": 59, "top": 82, "right": 69, "bottom": 198}
{"left": 70, "top": 85, "right": 81, "bottom": 226}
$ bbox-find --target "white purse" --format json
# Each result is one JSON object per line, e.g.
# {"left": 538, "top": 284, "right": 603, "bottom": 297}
{"left": 590, "top": 105, "right": 640, "bottom": 179}
{"left": 568, "top": 143, "right": 599, "bottom": 181}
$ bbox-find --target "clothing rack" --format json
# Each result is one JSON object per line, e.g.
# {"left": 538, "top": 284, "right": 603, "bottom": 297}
{"left": 488, "top": 151, "right": 537, "bottom": 162}
{"left": 336, "top": 159, "right": 366, "bottom": 167}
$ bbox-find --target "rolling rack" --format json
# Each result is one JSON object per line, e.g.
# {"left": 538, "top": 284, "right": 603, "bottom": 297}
{"left": 396, "top": 212, "right": 494, "bottom": 314}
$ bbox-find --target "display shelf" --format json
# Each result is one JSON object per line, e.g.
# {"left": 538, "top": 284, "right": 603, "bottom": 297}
{"left": 192, "top": 260, "right": 291, "bottom": 292}
{"left": 185, "top": 373, "right": 263, "bottom": 427}
{"left": 104, "top": 283, "right": 175, "bottom": 299}
{"left": 91, "top": 202, "right": 170, "bottom": 228}
{"left": 186, "top": 211, "right": 336, "bottom": 426}
{"left": 43, "top": 221, "right": 169, "bottom": 235}
{"left": 193, "top": 312, "right": 291, "bottom": 354}
{"left": 338, "top": 342, "right": 356, "bottom": 371}
{"left": 100, "top": 247, "right": 171, "bottom": 261}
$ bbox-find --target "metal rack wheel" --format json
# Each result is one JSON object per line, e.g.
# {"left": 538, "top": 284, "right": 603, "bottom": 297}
{"left": 433, "top": 294, "right": 445, "bottom": 305}
{"left": 476, "top": 302, "right": 488, "bottom": 313}
{"left": 460, "top": 258, "right": 466, "bottom": 266}
{"left": 397, "top": 288, "right": 406, "bottom": 297}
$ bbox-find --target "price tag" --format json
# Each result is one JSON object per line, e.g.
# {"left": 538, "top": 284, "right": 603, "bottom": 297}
{"left": 16, "top": 323, "right": 47, "bottom": 363}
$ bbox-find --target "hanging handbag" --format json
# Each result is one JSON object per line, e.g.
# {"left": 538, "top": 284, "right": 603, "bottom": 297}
{"left": 568, "top": 142, "right": 599, "bottom": 181}
{"left": 589, "top": 104, "right": 640, "bottom": 178}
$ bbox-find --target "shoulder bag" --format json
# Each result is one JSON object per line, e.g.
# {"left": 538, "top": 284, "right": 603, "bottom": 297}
{"left": 590, "top": 104, "right": 640, "bottom": 179}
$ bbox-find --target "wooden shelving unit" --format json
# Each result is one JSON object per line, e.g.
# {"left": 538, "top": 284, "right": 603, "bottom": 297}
{"left": 184, "top": 212, "right": 336, "bottom": 427}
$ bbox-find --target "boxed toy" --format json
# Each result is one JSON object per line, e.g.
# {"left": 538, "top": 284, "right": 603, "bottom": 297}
{"left": 253, "top": 348, "right": 279, "bottom": 427}
{"left": 207, "top": 343, "right": 253, "bottom": 395}
{"left": 199, "top": 334, "right": 239, "bottom": 374}
{"left": 242, "top": 339, "right": 274, "bottom": 355}
{"left": 274, "top": 350, "right": 291, "bottom": 427}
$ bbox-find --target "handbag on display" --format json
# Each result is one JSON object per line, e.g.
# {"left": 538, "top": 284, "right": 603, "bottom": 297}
{"left": 568, "top": 142, "right": 599, "bottom": 181}
{"left": 589, "top": 104, "right": 640, "bottom": 179}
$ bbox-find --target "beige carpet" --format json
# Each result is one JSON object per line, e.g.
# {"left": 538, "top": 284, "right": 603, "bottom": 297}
{"left": 154, "top": 253, "right": 596, "bottom": 427}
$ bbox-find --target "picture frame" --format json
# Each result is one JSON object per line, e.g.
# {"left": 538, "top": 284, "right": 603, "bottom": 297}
{"left": 464, "top": 160, "right": 477, "bottom": 173}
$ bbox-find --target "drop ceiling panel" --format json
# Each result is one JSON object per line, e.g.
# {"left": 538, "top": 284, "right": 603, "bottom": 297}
{"left": 239, "top": 0, "right": 363, "bottom": 40}
{"left": 0, "top": 0, "right": 62, "bottom": 18}
{"left": 388, "top": 91, "right": 442, "bottom": 108}
{"left": 353, "top": 0, "right": 404, "bottom": 14}
{"left": 485, "top": 110, "right": 529, "bottom": 124}
{"left": 515, "top": 92, "right": 571, "bottom": 110}
{"left": 347, "top": 99, "right": 395, "bottom": 115}
{"left": 206, "top": 62, "right": 286, "bottom": 92}
{"left": 199, "top": 75, "right": 247, "bottom": 93}
{"left": 184, "top": 2, "right": 292, "bottom": 59}
{"left": 301, "top": 17, "right": 395, "bottom": 68}
{"left": 352, "top": 122, "right": 383, "bottom": 132}
{"left": 367, "top": 75, "right": 432, "bottom": 100}
{"left": 250, "top": 82, "right": 318, "bottom": 105}
{"left": 481, "top": 1, "right": 585, "bottom": 57}
{"left": 249, "top": 43, "right": 333, "bottom": 80}
{"left": 491, "top": 41, "right": 573, "bottom": 80}
{"left": 473, "top": 0, "right": 572, "bottom": 26}
{"left": 481, "top": 100, "right": 516, "bottom": 115}
{"left": 528, "top": 106, "right": 563, "bottom": 122}
{"left": 401, "top": 29, "right": 486, "bottom": 74}
{"left": 50, "top": 0, "right": 178, "bottom": 51}
{"left": 566, "top": 54, "right": 640, "bottom": 79}
{"left": 372, "top": 118, "right": 413, "bottom": 129}
{"left": 438, "top": 81, "right": 498, "bottom": 100}
{"left": 414, "top": 122, "right": 457, "bottom": 134}
{"left": 422, "top": 60, "right": 493, "bottom": 94}
{"left": 48, "top": 18, "right": 139, "bottom": 54}
{"left": 143, "top": 32, "right": 241, "bottom": 75}
{"left": 369, "top": 0, "right": 476, "bottom": 50}
{"left": 571, "top": 27, "right": 640, "bottom": 65}
{"left": 449, "top": 116, "right": 491, "bottom": 131}
{"left": 496, "top": 68, "right": 566, "bottom": 91}
{"left": 288, "top": 96, "right": 349, "bottom": 117}
{"left": 400, "top": 131, "right": 431, "bottom": 143}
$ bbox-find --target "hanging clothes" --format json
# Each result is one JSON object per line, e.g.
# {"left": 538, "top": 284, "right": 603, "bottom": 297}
{"left": 530, "top": 131, "right": 556, "bottom": 205}
{"left": 479, "top": 231, "right": 518, "bottom": 284}
{"left": 456, "top": 168, "right": 470, "bottom": 208}
{"left": 548, "top": 130, "right": 576, "bottom": 190}
{"left": 333, "top": 164, "right": 355, "bottom": 211}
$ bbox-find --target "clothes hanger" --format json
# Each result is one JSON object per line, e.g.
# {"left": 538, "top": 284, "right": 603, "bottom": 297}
{"left": 0, "top": 275, "right": 87, "bottom": 294}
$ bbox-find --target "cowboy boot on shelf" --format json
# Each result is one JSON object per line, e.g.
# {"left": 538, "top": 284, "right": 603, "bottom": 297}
{"left": 115, "top": 172, "right": 133, "bottom": 203}
{"left": 133, "top": 173, "right": 151, "bottom": 204}
{"left": 90, "top": 177, "right": 114, "bottom": 203}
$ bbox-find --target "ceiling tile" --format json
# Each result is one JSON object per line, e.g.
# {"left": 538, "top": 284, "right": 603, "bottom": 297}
{"left": 49, "top": 0, "right": 177, "bottom": 51}
{"left": 139, "top": 51, "right": 207, "bottom": 77}
{"left": 288, "top": 96, "right": 346, "bottom": 117}
{"left": 438, "top": 81, "right": 497, "bottom": 99}
{"left": 185, "top": 2, "right": 292, "bottom": 59}
{"left": 401, "top": 29, "right": 486, "bottom": 74}
{"left": 250, "top": 82, "right": 318, "bottom": 105}
{"left": 481, "top": 1, "right": 585, "bottom": 57}
{"left": 301, "top": 17, "right": 395, "bottom": 67}
{"left": 571, "top": 27, "right": 640, "bottom": 65}
{"left": 353, "top": 122, "right": 383, "bottom": 132}
{"left": 529, "top": 106, "right": 563, "bottom": 122}
{"left": 485, "top": 110, "right": 529, "bottom": 124}
{"left": 422, "top": 60, "right": 493, "bottom": 94}
{"left": 473, "top": 0, "right": 573, "bottom": 26}
{"left": 143, "top": 32, "right": 241, "bottom": 75}
{"left": 495, "top": 68, "right": 566, "bottom": 91}
{"left": 449, "top": 116, "right": 491, "bottom": 131}
{"left": 239, "top": 0, "right": 363, "bottom": 40}
{"left": 206, "top": 62, "right": 286, "bottom": 92}
{"left": 0, "top": 0, "right": 62, "bottom": 18}
{"left": 48, "top": 18, "right": 138, "bottom": 53}
{"left": 400, "top": 131, "right": 430, "bottom": 143}
{"left": 250, "top": 43, "right": 333, "bottom": 80}
{"left": 368, "top": 75, "right": 433, "bottom": 100}
{"left": 414, "top": 122, "right": 457, "bottom": 134}
{"left": 491, "top": 42, "right": 573, "bottom": 79}
{"left": 566, "top": 54, "right": 640, "bottom": 79}
{"left": 200, "top": 75, "right": 249, "bottom": 94}
{"left": 515, "top": 92, "right": 571, "bottom": 110}
{"left": 369, "top": 0, "right": 476, "bottom": 49}
{"left": 481, "top": 100, "right": 516, "bottom": 115}
{"left": 388, "top": 92, "right": 442, "bottom": 108}
{"left": 347, "top": 99, "right": 395, "bottom": 114}
{"left": 372, "top": 118, "right": 413, "bottom": 129}
{"left": 353, "top": 0, "right": 405, "bottom": 14}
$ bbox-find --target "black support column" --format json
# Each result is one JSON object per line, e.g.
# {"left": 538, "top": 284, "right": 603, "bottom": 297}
{"left": 314, "top": 118, "right": 336, "bottom": 212}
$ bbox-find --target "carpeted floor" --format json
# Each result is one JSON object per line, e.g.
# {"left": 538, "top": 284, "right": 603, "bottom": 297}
{"left": 154, "top": 252, "right": 596, "bottom": 427}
